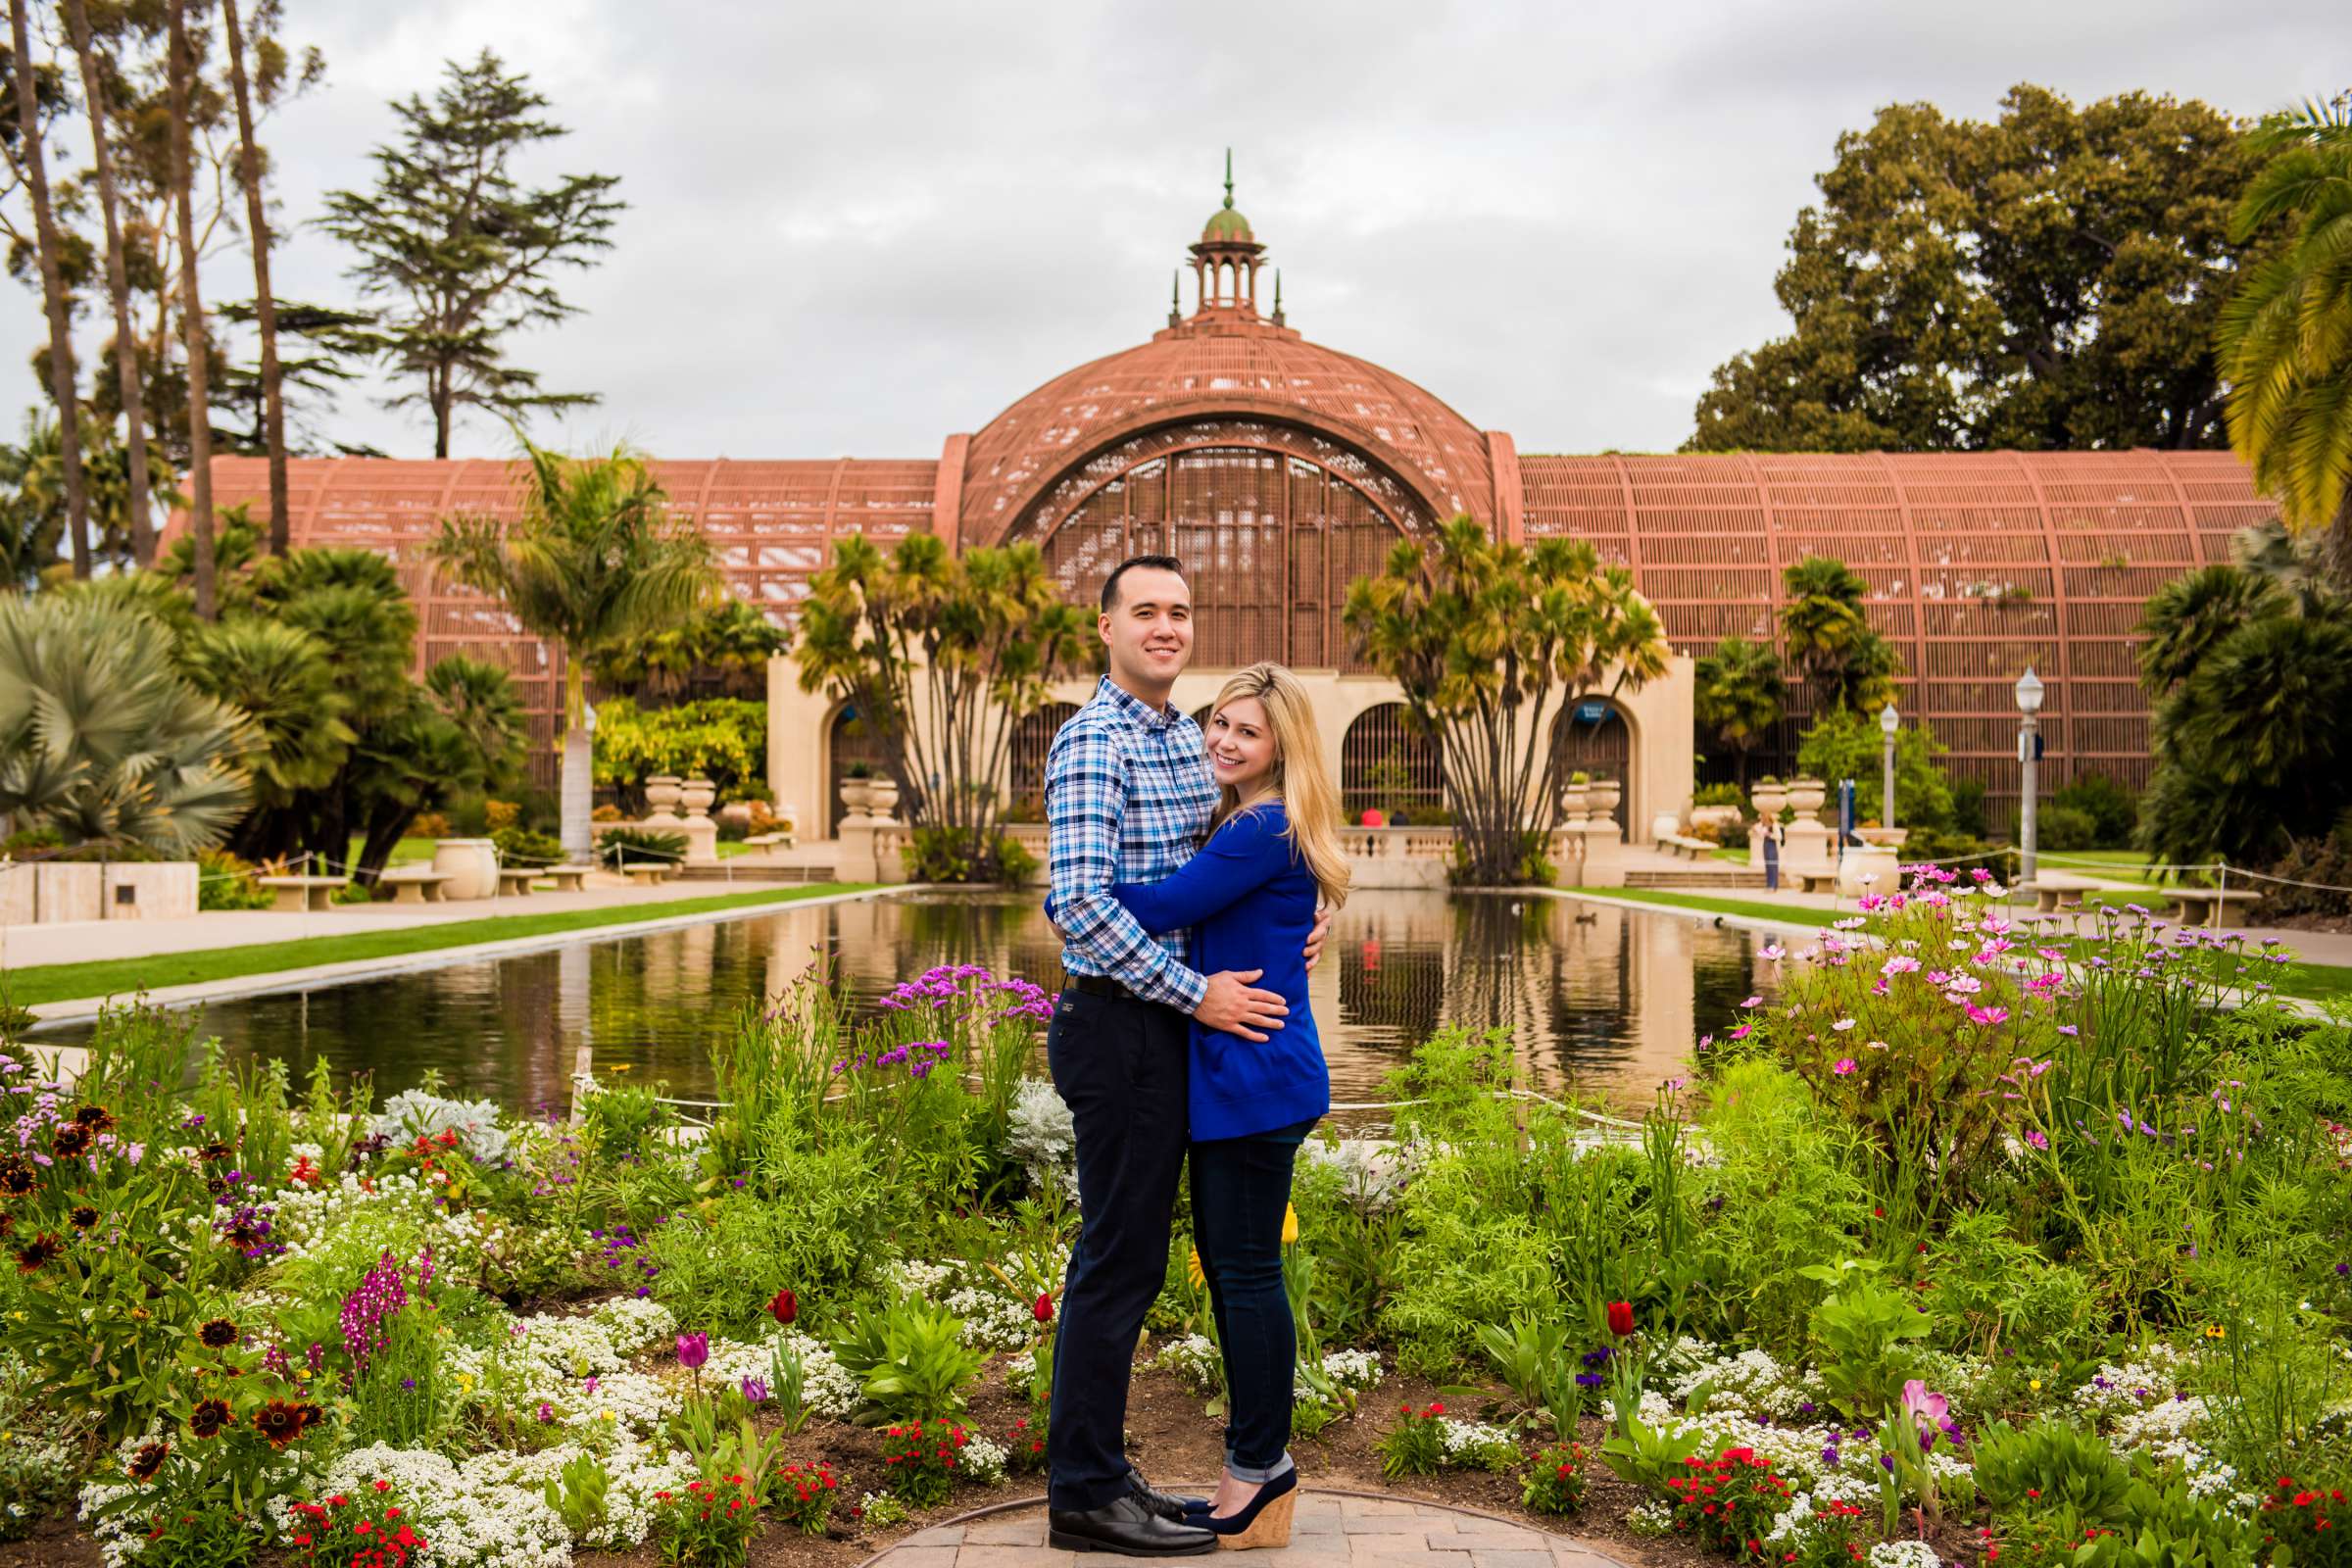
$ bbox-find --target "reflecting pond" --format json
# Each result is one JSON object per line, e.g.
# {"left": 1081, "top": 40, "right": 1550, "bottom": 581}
{"left": 40, "top": 890, "right": 1782, "bottom": 1115}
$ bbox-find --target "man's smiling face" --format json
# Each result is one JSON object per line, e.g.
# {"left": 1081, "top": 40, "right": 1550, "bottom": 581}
{"left": 1100, "top": 564, "right": 1193, "bottom": 695}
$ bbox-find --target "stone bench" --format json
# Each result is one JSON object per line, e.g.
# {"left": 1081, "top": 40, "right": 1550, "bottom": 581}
{"left": 619, "top": 863, "right": 670, "bottom": 888}
{"left": 495, "top": 867, "right": 540, "bottom": 897}
{"left": 2021, "top": 872, "right": 2105, "bottom": 913}
{"left": 536, "top": 865, "right": 590, "bottom": 893}
{"left": 257, "top": 874, "right": 348, "bottom": 913}
{"left": 1658, "top": 833, "right": 1715, "bottom": 860}
{"left": 2167, "top": 886, "right": 2265, "bottom": 928}
{"left": 743, "top": 831, "right": 795, "bottom": 854}
{"left": 377, "top": 867, "right": 452, "bottom": 906}
{"left": 1789, "top": 867, "right": 1839, "bottom": 896}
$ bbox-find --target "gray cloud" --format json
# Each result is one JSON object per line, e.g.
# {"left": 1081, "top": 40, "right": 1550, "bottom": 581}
{"left": 5, "top": 0, "right": 2344, "bottom": 464}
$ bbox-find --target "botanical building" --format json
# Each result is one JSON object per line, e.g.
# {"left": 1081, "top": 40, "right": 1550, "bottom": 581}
{"left": 209, "top": 177, "right": 2276, "bottom": 841}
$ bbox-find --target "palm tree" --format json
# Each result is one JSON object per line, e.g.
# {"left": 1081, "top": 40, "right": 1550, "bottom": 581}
{"left": 1693, "top": 635, "right": 1786, "bottom": 788}
{"left": 178, "top": 618, "right": 354, "bottom": 849}
{"left": 2218, "top": 96, "right": 2352, "bottom": 581}
{"left": 1779, "top": 554, "right": 1900, "bottom": 713}
{"left": 9, "top": 0, "right": 92, "bottom": 579}
{"left": 2133, "top": 564, "right": 2292, "bottom": 695}
{"left": 0, "top": 596, "right": 252, "bottom": 855}
{"left": 432, "top": 438, "right": 717, "bottom": 861}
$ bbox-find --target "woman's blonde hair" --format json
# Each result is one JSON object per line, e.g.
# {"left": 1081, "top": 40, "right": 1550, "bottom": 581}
{"left": 1207, "top": 662, "right": 1351, "bottom": 909}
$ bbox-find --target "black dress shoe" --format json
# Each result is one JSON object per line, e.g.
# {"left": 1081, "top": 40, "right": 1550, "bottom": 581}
{"left": 1048, "top": 1494, "right": 1217, "bottom": 1556}
{"left": 1128, "top": 1468, "right": 1206, "bottom": 1522}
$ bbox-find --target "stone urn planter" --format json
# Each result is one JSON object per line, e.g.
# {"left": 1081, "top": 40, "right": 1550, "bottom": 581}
{"left": 1750, "top": 780, "right": 1788, "bottom": 821}
{"left": 679, "top": 778, "right": 717, "bottom": 817}
{"left": 1857, "top": 826, "right": 1911, "bottom": 849}
{"left": 1787, "top": 776, "right": 1828, "bottom": 818}
{"left": 643, "top": 775, "right": 685, "bottom": 824}
{"left": 864, "top": 776, "right": 902, "bottom": 819}
{"left": 837, "top": 777, "right": 877, "bottom": 820}
{"left": 1558, "top": 784, "right": 1590, "bottom": 824}
{"left": 1588, "top": 780, "right": 1623, "bottom": 820}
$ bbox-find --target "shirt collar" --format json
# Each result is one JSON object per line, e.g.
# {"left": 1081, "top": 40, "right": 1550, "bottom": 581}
{"left": 1098, "top": 674, "right": 1179, "bottom": 733}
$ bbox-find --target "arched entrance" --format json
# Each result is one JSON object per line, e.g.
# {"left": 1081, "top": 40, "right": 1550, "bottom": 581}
{"left": 1341, "top": 703, "right": 1446, "bottom": 823}
{"left": 1005, "top": 418, "right": 1434, "bottom": 671}
{"left": 1552, "top": 697, "right": 1632, "bottom": 831}
{"left": 1005, "top": 701, "right": 1083, "bottom": 819}
{"left": 825, "top": 705, "right": 888, "bottom": 837}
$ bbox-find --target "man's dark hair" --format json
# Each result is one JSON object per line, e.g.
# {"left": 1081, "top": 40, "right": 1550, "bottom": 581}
{"left": 1100, "top": 554, "right": 1186, "bottom": 613}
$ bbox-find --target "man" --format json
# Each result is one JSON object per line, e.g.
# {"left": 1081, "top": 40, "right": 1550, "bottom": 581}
{"left": 1041, "top": 554, "right": 1323, "bottom": 1556}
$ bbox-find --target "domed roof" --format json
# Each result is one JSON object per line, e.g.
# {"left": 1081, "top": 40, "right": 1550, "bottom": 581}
{"left": 1201, "top": 199, "right": 1253, "bottom": 244}
{"left": 960, "top": 326, "right": 1495, "bottom": 543}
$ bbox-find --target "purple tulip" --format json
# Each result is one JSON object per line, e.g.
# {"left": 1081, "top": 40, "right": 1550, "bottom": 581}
{"left": 676, "top": 1332, "right": 710, "bottom": 1371}
{"left": 742, "top": 1376, "right": 770, "bottom": 1403}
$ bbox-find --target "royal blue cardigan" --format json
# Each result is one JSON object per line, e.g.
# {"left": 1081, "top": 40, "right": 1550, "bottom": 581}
{"left": 1111, "top": 803, "right": 1329, "bottom": 1142}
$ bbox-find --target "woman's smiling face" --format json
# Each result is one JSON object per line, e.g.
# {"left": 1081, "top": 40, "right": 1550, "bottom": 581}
{"left": 1205, "top": 695, "right": 1278, "bottom": 793}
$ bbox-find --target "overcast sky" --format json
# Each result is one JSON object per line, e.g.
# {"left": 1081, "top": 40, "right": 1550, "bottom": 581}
{"left": 6, "top": 0, "right": 2347, "bottom": 464}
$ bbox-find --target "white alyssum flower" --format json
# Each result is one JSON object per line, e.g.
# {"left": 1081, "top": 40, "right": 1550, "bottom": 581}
{"left": 273, "top": 1443, "right": 570, "bottom": 1568}
{"left": 1436, "top": 1418, "right": 1517, "bottom": 1468}
{"left": 1666, "top": 1347, "right": 1812, "bottom": 1418}
{"left": 1868, "top": 1541, "right": 1940, "bottom": 1568}
{"left": 467, "top": 1440, "right": 693, "bottom": 1551}
{"left": 1625, "top": 1498, "right": 1677, "bottom": 1538}
{"left": 2072, "top": 1346, "right": 2192, "bottom": 1424}
{"left": 1151, "top": 1334, "right": 1223, "bottom": 1394}
{"left": 960, "top": 1434, "right": 1011, "bottom": 1485}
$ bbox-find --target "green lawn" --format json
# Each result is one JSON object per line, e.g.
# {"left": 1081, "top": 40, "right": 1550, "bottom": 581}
{"left": 1561, "top": 887, "right": 1838, "bottom": 929}
{"left": 5, "top": 883, "right": 872, "bottom": 1008}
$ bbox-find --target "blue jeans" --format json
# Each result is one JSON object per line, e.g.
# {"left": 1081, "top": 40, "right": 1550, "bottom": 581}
{"left": 1191, "top": 1117, "right": 1317, "bottom": 1481}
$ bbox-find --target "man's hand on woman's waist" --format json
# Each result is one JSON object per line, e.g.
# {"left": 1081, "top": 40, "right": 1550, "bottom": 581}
{"left": 1194, "top": 969, "right": 1288, "bottom": 1042}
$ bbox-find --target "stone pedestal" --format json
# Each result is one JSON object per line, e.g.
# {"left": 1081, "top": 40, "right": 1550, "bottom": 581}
{"left": 677, "top": 777, "right": 720, "bottom": 866}
{"left": 1560, "top": 817, "right": 1625, "bottom": 888}
{"left": 1838, "top": 843, "right": 1900, "bottom": 897}
{"left": 1782, "top": 819, "right": 1838, "bottom": 880}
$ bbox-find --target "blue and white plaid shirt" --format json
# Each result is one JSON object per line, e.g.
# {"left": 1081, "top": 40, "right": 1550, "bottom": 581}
{"left": 1043, "top": 675, "right": 1220, "bottom": 1011}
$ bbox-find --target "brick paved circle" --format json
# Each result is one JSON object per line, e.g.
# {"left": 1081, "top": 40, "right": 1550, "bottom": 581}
{"left": 865, "top": 1488, "right": 1638, "bottom": 1568}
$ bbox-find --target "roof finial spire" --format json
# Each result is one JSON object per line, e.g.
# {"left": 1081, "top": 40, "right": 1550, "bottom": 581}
{"left": 1222, "top": 147, "right": 1234, "bottom": 210}
{"left": 1169, "top": 270, "right": 1182, "bottom": 328}
{"left": 1271, "top": 269, "right": 1284, "bottom": 326}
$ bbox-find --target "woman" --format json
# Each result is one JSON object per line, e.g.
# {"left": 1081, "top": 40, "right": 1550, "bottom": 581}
{"left": 1111, "top": 662, "right": 1351, "bottom": 1550}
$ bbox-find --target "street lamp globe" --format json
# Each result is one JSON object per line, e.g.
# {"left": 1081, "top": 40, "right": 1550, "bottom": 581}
{"left": 2014, "top": 667, "right": 2044, "bottom": 714}
{"left": 1879, "top": 702, "right": 1899, "bottom": 737}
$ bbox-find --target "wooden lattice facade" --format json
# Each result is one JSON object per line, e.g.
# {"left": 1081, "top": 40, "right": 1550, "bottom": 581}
{"left": 196, "top": 178, "right": 2278, "bottom": 808}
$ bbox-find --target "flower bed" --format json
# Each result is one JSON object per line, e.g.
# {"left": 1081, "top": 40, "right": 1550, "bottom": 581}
{"left": 1, "top": 913, "right": 2348, "bottom": 1568}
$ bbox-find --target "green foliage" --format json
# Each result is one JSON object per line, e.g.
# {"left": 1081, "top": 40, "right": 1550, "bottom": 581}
{"left": 596, "top": 826, "right": 687, "bottom": 869}
{"left": 841, "top": 1298, "right": 984, "bottom": 1421}
{"left": 587, "top": 597, "right": 787, "bottom": 702}
{"left": 2217, "top": 98, "right": 2352, "bottom": 544}
{"left": 2077, "top": 1466, "right": 2255, "bottom": 1568}
{"left": 902, "top": 824, "right": 1036, "bottom": 886}
{"left": 0, "top": 593, "right": 251, "bottom": 855}
{"left": 1521, "top": 1442, "right": 1591, "bottom": 1516}
{"left": 1598, "top": 1409, "right": 1705, "bottom": 1491}
{"left": 2051, "top": 771, "right": 2141, "bottom": 848}
{"left": 1779, "top": 556, "right": 1901, "bottom": 714}
{"left": 1972, "top": 1417, "right": 2134, "bottom": 1518}
{"left": 797, "top": 534, "right": 1089, "bottom": 881}
{"left": 1342, "top": 515, "right": 1670, "bottom": 884}
{"left": 2038, "top": 804, "right": 2099, "bottom": 852}
{"left": 1795, "top": 706, "right": 1955, "bottom": 827}
{"left": 875, "top": 1418, "right": 971, "bottom": 1505}
{"left": 1693, "top": 636, "right": 1785, "bottom": 784}
{"left": 542, "top": 1449, "right": 612, "bottom": 1541}
{"left": 491, "top": 825, "right": 565, "bottom": 865}
{"left": 589, "top": 697, "right": 767, "bottom": 807}
{"left": 1375, "top": 1399, "right": 1450, "bottom": 1478}
{"left": 1799, "top": 1260, "right": 1934, "bottom": 1417}
{"left": 197, "top": 849, "right": 274, "bottom": 911}
{"left": 1688, "top": 85, "right": 2260, "bottom": 455}
{"left": 318, "top": 49, "right": 623, "bottom": 457}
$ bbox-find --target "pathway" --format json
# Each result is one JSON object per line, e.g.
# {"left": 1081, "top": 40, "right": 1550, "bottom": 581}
{"left": 875, "top": 1492, "right": 1634, "bottom": 1568}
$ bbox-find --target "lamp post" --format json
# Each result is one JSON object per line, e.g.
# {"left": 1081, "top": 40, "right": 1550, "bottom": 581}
{"left": 2015, "top": 667, "right": 2044, "bottom": 888}
{"left": 1879, "top": 702, "right": 1899, "bottom": 831}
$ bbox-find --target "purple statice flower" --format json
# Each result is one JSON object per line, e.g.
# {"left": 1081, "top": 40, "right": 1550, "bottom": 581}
{"left": 340, "top": 1250, "right": 410, "bottom": 1372}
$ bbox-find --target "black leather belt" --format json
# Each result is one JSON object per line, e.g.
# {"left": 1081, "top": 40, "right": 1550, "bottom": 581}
{"left": 1067, "top": 973, "right": 1140, "bottom": 1001}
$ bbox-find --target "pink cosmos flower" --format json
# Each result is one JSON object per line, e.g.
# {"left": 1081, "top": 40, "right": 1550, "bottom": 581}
{"left": 1832, "top": 1058, "right": 1857, "bottom": 1076}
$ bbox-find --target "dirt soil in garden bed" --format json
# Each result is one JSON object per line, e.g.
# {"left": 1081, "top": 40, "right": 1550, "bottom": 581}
{"left": 0, "top": 1364, "right": 1983, "bottom": 1568}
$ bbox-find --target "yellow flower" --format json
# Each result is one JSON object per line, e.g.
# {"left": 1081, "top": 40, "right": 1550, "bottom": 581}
{"left": 296, "top": 1368, "right": 311, "bottom": 1380}
{"left": 602, "top": 1410, "right": 615, "bottom": 1423}
{"left": 608, "top": 1063, "right": 634, "bottom": 1073}
{"left": 2204, "top": 1324, "right": 2227, "bottom": 1340}
{"left": 1282, "top": 1204, "right": 1299, "bottom": 1246}
{"left": 1186, "top": 1248, "right": 1204, "bottom": 1290}
{"left": 2029, "top": 1379, "right": 2042, "bottom": 1393}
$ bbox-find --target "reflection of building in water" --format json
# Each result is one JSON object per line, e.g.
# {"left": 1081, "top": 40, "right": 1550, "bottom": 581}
{"left": 1332, "top": 891, "right": 1451, "bottom": 1054}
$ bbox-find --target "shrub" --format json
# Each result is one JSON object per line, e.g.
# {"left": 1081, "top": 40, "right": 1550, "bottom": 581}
{"left": 1521, "top": 1442, "right": 1590, "bottom": 1515}
{"left": 491, "top": 826, "right": 564, "bottom": 866}
{"left": 2257, "top": 1476, "right": 2352, "bottom": 1568}
{"left": 1376, "top": 1401, "right": 1448, "bottom": 1478}
{"left": 902, "top": 826, "right": 1036, "bottom": 885}
{"left": 2035, "top": 804, "right": 2098, "bottom": 853}
{"left": 652, "top": 1474, "right": 761, "bottom": 1567}
{"left": 409, "top": 811, "right": 453, "bottom": 840}
{"left": 596, "top": 826, "right": 686, "bottom": 870}
{"left": 2051, "top": 771, "right": 2138, "bottom": 847}
{"left": 769, "top": 1462, "right": 839, "bottom": 1536}
{"left": 197, "top": 849, "right": 273, "bottom": 911}
{"left": 1971, "top": 1418, "right": 2133, "bottom": 1519}
{"left": 2255, "top": 833, "right": 2352, "bottom": 920}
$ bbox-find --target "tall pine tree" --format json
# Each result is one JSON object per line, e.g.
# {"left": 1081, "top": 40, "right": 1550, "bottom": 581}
{"left": 321, "top": 50, "right": 621, "bottom": 457}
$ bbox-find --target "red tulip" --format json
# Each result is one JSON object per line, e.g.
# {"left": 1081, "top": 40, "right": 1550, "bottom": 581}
{"left": 767, "top": 1287, "right": 798, "bottom": 1327}
{"left": 1606, "top": 1300, "right": 1635, "bottom": 1337}
{"left": 1033, "top": 1292, "right": 1054, "bottom": 1324}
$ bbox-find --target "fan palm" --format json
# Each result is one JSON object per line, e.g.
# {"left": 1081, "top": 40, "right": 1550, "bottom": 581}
{"left": 178, "top": 618, "right": 355, "bottom": 809}
{"left": 1693, "top": 635, "right": 1787, "bottom": 787}
{"left": 0, "top": 595, "right": 252, "bottom": 855}
{"left": 432, "top": 437, "right": 718, "bottom": 860}
{"left": 1779, "top": 555, "right": 1900, "bottom": 712}
{"left": 2217, "top": 96, "right": 2352, "bottom": 578}
{"left": 2133, "top": 564, "right": 2292, "bottom": 695}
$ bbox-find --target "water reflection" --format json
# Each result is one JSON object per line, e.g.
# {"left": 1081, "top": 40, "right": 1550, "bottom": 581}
{"left": 41, "top": 890, "right": 1771, "bottom": 1115}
